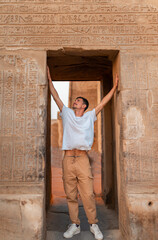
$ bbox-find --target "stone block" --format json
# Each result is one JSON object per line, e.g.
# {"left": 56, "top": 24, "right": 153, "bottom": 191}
{"left": 0, "top": 50, "right": 47, "bottom": 182}
{"left": 127, "top": 193, "right": 158, "bottom": 240}
{"left": 122, "top": 139, "right": 158, "bottom": 183}
{"left": 0, "top": 1, "right": 158, "bottom": 48}
{"left": 121, "top": 53, "right": 158, "bottom": 90}
{"left": 0, "top": 50, "right": 47, "bottom": 240}
{"left": 0, "top": 194, "right": 45, "bottom": 240}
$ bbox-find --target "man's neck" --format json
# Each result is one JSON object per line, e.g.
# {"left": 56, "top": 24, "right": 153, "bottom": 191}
{"left": 73, "top": 109, "right": 85, "bottom": 117}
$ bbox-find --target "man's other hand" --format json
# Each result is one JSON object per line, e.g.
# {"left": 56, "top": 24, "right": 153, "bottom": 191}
{"left": 114, "top": 73, "right": 119, "bottom": 89}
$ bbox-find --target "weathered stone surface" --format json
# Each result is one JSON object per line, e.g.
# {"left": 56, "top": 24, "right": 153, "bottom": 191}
{"left": 0, "top": 50, "right": 47, "bottom": 240}
{"left": 0, "top": 0, "right": 158, "bottom": 48}
{"left": 0, "top": 50, "right": 47, "bottom": 183}
{"left": 127, "top": 194, "right": 158, "bottom": 240}
{"left": 0, "top": 194, "right": 45, "bottom": 240}
{"left": 119, "top": 52, "right": 158, "bottom": 240}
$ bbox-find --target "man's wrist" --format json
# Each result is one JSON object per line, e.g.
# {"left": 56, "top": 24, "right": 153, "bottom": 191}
{"left": 113, "top": 84, "right": 117, "bottom": 90}
{"left": 48, "top": 76, "right": 52, "bottom": 81}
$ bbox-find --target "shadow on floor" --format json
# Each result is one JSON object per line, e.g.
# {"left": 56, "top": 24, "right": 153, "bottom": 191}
{"left": 46, "top": 196, "right": 121, "bottom": 240}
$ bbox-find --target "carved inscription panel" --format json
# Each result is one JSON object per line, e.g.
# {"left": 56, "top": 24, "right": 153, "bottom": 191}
{"left": 0, "top": 50, "right": 47, "bottom": 182}
{"left": 123, "top": 140, "right": 158, "bottom": 182}
{"left": 120, "top": 53, "right": 158, "bottom": 183}
{"left": 0, "top": 1, "right": 158, "bottom": 47}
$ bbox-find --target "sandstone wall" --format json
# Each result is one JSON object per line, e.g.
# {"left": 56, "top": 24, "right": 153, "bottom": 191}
{"left": 118, "top": 51, "right": 158, "bottom": 240}
{"left": 0, "top": 0, "right": 158, "bottom": 239}
{"left": 0, "top": 0, "right": 158, "bottom": 49}
{"left": 0, "top": 50, "right": 47, "bottom": 239}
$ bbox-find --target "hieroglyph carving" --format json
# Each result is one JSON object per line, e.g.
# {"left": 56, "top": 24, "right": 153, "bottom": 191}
{"left": 0, "top": 13, "right": 158, "bottom": 24}
{"left": 121, "top": 54, "right": 158, "bottom": 183}
{"left": 0, "top": 53, "right": 46, "bottom": 182}
{"left": 0, "top": 3, "right": 158, "bottom": 46}
{"left": 0, "top": 4, "right": 157, "bottom": 14}
{"left": 0, "top": 36, "right": 158, "bottom": 46}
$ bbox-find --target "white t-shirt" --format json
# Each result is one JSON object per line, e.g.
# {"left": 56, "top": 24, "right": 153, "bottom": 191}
{"left": 59, "top": 105, "right": 97, "bottom": 150}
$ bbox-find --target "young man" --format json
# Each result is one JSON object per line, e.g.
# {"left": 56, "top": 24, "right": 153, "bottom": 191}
{"left": 47, "top": 66, "right": 119, "bottom": 240}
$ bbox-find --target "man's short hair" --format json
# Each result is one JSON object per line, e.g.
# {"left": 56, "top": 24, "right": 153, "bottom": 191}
{"left": 76, "top": 97, "right": 89, "bottom": 111}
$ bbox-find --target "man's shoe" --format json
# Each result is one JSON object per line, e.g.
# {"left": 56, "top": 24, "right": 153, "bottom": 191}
{"left": 63, "top": 223, "right": 80, "bottom": 238}
{"left": 90, "top": 224, "right": 103, "bottom": 240}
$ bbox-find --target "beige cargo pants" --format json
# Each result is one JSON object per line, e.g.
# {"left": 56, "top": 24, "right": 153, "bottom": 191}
{"left": 62, "top": 153, "right": 98, "bottom": 225}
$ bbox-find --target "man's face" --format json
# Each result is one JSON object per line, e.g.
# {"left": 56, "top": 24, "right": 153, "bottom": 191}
{"left": 73, "top": 98, "right": 86, "bottom": 110}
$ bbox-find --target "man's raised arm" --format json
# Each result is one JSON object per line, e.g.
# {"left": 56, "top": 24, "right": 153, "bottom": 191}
{"left": 95, "top": 74, "right": 119, "bottom": 116}
{"left": 47, "top": 66, "right": 64, "bottom": 112}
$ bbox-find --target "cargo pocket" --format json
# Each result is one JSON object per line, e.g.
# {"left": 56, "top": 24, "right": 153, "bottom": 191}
{"left": 88, "top": 174, "right": 94, "bottom": 180}
{"left": 88, "top": 175, "right": 93, "bottom": 179}
{"left": 88, "top": 167, "right": 94, "bottom": 179}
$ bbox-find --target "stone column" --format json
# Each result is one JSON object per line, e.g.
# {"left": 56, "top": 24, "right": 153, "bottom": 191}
{"left": 118, "top": 51, "right": 158, "bottom": 240}
{"left": 0, "top": 50, "right": 47, "bottom": 240}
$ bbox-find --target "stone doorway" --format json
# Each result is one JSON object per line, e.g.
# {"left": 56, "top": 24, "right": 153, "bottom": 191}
{"left": 46, "top": 50, "right": 120, "bottom": 239}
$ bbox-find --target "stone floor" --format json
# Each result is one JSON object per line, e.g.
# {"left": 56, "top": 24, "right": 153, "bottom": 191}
{"left": 46, "top": 196, "right": 122, "bottom": 240}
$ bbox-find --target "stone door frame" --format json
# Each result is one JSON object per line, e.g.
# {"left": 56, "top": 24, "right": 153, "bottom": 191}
{"left": 46, "top": 49, "right": 120, "bottom": 222}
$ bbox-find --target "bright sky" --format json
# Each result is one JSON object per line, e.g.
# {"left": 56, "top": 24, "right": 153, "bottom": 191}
{"left": 51, "top": 81, "right": 70, "bottom": 119}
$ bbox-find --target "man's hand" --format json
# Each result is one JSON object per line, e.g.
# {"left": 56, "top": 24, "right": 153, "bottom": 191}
{"left": 114, "top": 73, "right": 119, "bottom": 89}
